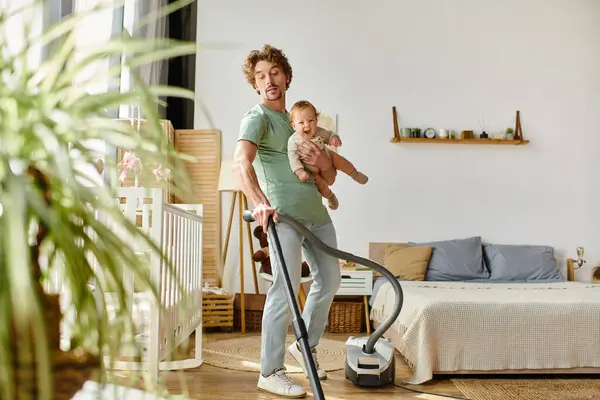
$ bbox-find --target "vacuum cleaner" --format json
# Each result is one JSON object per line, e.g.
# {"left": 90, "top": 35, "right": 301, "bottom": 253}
{"left": 242, "top": 210, "right": 404, "bottom": 399}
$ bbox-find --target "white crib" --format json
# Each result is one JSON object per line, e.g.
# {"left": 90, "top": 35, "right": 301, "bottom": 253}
{"left": 45, "top": 187, "right": 204, "bottom": 381}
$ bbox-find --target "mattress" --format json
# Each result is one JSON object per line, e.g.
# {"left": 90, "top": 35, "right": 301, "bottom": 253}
{"left": 370, "top": 280, "right": 600, "bottom": 384}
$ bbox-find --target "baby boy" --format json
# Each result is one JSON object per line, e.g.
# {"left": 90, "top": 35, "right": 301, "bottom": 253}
{"left": 288, "top": 100, "right": 368, "bottom": 210}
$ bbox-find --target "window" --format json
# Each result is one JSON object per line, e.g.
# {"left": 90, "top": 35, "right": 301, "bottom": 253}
{"left": 0, "top": 0, "right": 43, "bottom": 70}
{"left": 72, "top": 0, "right": 115, "bottom": 95}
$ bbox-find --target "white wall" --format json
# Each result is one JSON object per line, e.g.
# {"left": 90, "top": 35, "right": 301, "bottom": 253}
{"left": 195, "top": 0, "right": 600, "bottom": 292}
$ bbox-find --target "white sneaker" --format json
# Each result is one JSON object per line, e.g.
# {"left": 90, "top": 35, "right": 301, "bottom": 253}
{"left": 257, "top": 369, "right": 307, "bottom": 398}
{"left": 288, "top": 342, "right": 327, "bottom": 380}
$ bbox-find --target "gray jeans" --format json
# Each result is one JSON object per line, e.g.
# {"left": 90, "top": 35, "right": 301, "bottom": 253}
{"left": 260, "top": 221, "right": 341, "bottom": 376}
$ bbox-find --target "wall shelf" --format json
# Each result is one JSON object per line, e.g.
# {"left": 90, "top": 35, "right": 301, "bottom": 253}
{"left": 390, "top": 137, "right": 529, "bottom": 145}
{"left": 390, "top": 106, "right": 529, "bottom": 145}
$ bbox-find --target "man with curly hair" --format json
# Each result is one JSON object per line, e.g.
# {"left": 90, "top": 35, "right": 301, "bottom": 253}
{"left": 233, "top": 44, "right": 341, "bottom": 397}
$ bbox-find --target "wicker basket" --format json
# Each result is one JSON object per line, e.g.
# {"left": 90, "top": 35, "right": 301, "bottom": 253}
{"left": 234, "top": 293, "right": 265, "bottom": 332}
{"left": 328, "top": 300, "right": 364, "bottom": 333}
{"left": 202, "top": 293, "right": 234, "bottom": 329}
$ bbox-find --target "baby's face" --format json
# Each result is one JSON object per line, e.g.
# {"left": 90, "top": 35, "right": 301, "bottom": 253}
{"left": 291, "top": 108, "right": 317, "bottom": 139}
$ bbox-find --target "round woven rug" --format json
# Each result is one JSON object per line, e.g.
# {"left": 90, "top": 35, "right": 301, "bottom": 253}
{"left": 452, "top": 378, "right": 600, "bottom": 400}
{"left": 197, "top": 335, "right": 346, "bottom": 373}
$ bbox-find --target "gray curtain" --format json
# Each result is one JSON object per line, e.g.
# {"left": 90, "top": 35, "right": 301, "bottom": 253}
{"left": 130, "top": 0, "right": 197, "bottom": 128}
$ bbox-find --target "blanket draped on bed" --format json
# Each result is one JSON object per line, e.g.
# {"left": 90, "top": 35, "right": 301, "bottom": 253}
{"left": 370, "top": 281, "right": 600, "bottom": 384}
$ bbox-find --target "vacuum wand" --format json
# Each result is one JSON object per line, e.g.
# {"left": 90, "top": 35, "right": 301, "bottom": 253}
{"left": 242, "top": 211, "right": 325, "bottom": 400}
{"left": 243, "top": 210, "right": 403, "bottom": 355}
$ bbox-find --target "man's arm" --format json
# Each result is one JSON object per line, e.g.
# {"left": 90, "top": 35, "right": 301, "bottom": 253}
{"left": 233, "top": 139, "right": 277, "bottom": 231}
{"left": 233, "top": 139, "right": 269, "bottom": 207}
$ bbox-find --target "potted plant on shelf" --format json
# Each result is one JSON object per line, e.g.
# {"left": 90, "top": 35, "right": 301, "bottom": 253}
{"left": 505, "top": 127, "right": 515, "bottom": 140}
{"left": 0, "top": 1, "right": 197, "bottom": 398}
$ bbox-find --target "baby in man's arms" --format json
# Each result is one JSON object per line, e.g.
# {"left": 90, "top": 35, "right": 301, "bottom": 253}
{"left": 287, "top": 100, "right": 368, "bottom": 210}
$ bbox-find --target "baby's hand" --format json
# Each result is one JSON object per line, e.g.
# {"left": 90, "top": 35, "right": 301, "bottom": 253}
{"left": 296, "top": 169, "right": 310, "bottom": 182}
{"left": 329, "top": 135, "right": 342, "bottom": 147}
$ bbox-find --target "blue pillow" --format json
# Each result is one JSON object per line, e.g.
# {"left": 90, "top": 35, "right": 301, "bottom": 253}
{"left": 482, "top": 243, "right": 563, "bottom": 281}
{"left": 409, "top": 236, "right": 489, "bottom": 281}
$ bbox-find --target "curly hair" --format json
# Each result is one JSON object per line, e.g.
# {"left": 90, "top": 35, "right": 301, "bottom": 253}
{"left": 242, "top": 44, "right": 293, "bottom": 94}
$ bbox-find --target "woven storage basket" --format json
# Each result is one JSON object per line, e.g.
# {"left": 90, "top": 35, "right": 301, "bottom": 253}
{"left": 328, "top": 300, "right": 363, "bottom": 333}
{"left": 202, "top": 293, "right": 234, "bottom": 329}
{"left": 234, "top": 293, "right": 265, "bottom": 332}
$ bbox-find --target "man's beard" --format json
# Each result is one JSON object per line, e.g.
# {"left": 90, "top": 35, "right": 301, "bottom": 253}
{"left": 265, "top": 87, "right": 282, "bottom": 100}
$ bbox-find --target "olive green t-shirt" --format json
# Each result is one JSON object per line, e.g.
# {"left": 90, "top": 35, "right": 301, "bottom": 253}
{"left": 238, "top": 103, "right": 331, "bottom": 225}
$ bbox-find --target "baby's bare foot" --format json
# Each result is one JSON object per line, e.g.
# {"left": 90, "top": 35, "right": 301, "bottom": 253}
{"left": 326, "top": 192, "right": 339, "bottom": 210}
{"left": 351, "top": 170, "right": 368, "bottom": 184}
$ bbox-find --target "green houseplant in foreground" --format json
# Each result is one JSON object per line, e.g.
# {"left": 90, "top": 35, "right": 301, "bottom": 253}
{"left": 0, "top": 0, "right": 198, "bottom": 398}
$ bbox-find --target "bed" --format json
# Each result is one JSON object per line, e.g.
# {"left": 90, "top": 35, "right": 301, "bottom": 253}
{"left": 367, "top": 240, "right": 600, "bottom": 384}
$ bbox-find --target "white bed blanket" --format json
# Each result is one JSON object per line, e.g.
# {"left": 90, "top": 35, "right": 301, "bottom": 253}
{"left": 370, "top": 281, "right": 600, "bottom": 384}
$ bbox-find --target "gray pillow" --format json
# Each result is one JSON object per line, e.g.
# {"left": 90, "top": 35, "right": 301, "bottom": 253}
{"left": 483, "top": 243, "right": 563, "bottom": 281}
{"left": 409, "top": 236, "right": 488, "bottom": 281}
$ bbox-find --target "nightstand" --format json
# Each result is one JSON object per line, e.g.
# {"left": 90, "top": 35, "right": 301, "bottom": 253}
{"left": 336, "top": 270, "right": 373, "bottom": 333}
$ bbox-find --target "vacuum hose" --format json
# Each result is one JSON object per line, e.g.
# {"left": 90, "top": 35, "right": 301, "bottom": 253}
{"left": 243, "top": 210, "right": 403, "bottom": 355}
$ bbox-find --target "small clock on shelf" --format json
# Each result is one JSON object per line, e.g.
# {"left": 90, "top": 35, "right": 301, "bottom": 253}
{"left": 424, "top": 128, "right": 436, "bottom": 139}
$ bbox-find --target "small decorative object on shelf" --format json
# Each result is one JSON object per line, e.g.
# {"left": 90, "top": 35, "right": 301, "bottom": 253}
{"left": 478, "top": 117, "right": 489, "bottom": 139}
{"left": 390, "top": 107, "right": 529, "bottom": 145}
{"left": 412, "top": 128, "right": 422, "bottom": 138}
{"left": 505, "top": 127, "right": 514, "bottom": 140}
{"left": 439, "top": 128, "right": 449, "bottom": 139}
{"left": 461, "top": 130, "right": 474, "bottom": 139}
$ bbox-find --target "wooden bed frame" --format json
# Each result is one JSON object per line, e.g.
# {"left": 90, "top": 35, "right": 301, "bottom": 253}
{"left": 368, "top": 241, "right": 600, "bottom": 376}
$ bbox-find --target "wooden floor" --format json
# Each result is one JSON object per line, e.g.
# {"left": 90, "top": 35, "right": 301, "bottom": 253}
{"left": 113, "top": 332, "right": 466, "bottom": 400}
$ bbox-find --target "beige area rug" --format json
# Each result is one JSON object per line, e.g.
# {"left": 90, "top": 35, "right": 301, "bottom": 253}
{"left": 194, "top": 335, "right": 346, "bottom": 373}
{"left": 452, "top": 378, "right": 600, "bottom": 400}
